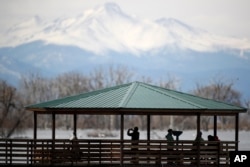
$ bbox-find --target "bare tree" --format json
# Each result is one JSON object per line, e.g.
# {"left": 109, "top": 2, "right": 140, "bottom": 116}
{"left": 19, "top": 73, "right": 56, "bottom": 129}
{"left": 19, "top": 72, "right": 91, "bottom": 129}
{"left": 19, "top": 72, "right": 54, "bottom": 104}
{"left": 193, "top": 78, "right": 242, "bottom": 130}
{"left": 241, "top": 100, "right": 250, "bottom": 130}
{"left": 246, "top": 100, "right": 250, "bottom": 116}
{"left": 54, "top": 71, "right": 90, "bottom": 97}
{"left": 158, "top": 74, "right": 180, "bottom": 91}
{"left": 89, "top": 64, "right": 134, "bottom": 90}
{"left": 0, "top": 80, "right": 29, "bottom": 138}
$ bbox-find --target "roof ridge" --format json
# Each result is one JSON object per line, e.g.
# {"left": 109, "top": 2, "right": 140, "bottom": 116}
{"left": 141, "top": 83, "right": 206, "bottom": 109}
{"left": 118, "top": 82, "right": 139, "bottom": 107}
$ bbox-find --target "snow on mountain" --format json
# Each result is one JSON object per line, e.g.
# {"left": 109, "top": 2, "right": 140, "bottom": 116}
{"left": 0, "top": 2, "right": 250, "bottom": 99}
{"left": 1, "top": 2, "right": 250, "bottom": 57}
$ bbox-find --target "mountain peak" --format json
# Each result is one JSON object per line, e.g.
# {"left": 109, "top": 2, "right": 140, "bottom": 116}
{"left": 0, "top": 2, "right": 250, "bottom": 57}
{"left": 87, "top": 2, "right": 124, "bottom": 19}
{"left": 103, "top": 2, "right": 122, "bottom": 13}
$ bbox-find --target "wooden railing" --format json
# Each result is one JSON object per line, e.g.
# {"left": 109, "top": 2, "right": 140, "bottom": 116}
{"left": 0, "top": 139, "right": 236, "bottom": 166}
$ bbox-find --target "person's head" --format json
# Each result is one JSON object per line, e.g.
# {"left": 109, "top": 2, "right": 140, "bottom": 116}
{"left": 198, "top": 131, "right": 202, "bottom": 137}
{"left": 168, "top": 129, "right": 173, "bottom": 134}
{"left": 208, "top": 135, "right": 213, "bottom": 141}
{"left": 134, "top": 127, "right": 138, "bottom": 132}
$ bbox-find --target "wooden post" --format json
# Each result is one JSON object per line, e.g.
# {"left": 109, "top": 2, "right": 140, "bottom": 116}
{"left": 147, "top": 114, "right": 151, "bottom": 164}
{"left": 52, "top": 113, "right": 56, "bottom": 140}
{"left": 120, "top": 114, "right": 124, "bottom": 140}
{"left": 214, "top": 115, "right": 219, "bottom": 165}
{"left": 33, "top": 112, "right": 37, "bottom": 139}
{"left": 196, "top": 113, "right": 201, "bottom": 167}
{"left": 73, "top": 113, "right": 77, "bottom": 136}
{"left": 51, "top": 112, "right": 56, "bottom": 164}
{"left": 214, "top": 115, "right": 217, "bottom": 137}
{"left": 147, "top": 114, "right": 150, "bottom": 141}
{"left": 120, "top": 114, "right": 124, "bottom": 167}
{"left": 33, "top": 111, "right": 37, "bottom": 162}
{"left": 235, "top": 113, "right": 239, "bottom": 151}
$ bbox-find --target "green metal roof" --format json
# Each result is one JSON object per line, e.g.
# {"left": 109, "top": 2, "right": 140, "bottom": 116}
{"left": 26, "top": 81, "right": 246, "bottom": 114}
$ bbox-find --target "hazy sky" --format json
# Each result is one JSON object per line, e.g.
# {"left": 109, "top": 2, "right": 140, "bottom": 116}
{"left": 1, "top": 0, "right": 250, "bottom": 39}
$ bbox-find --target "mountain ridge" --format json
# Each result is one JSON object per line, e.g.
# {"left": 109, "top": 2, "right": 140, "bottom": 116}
{"left": 1, "top": 2, "right": 250, "bottom": 57}
{"left": 0, "top": 2, "right": 250, "bottom": 100}
{"left": 0, "top": 40, "right": 249, "bottom": 100}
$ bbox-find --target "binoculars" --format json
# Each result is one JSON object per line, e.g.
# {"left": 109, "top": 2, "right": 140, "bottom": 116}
{"left": 172, "top": 130, "right": 183, "bottom": 137}
{"left": 172, "top": 130, "right": 183, "bottom": 141}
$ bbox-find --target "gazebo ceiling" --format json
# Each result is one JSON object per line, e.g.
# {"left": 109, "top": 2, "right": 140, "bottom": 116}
{"left": 26, "top": 81, "right": 246, "bottom": 115}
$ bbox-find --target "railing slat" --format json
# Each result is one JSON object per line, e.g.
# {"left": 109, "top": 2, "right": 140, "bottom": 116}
{"left": 0, "top": 139, "right": 235, "bottom": 165}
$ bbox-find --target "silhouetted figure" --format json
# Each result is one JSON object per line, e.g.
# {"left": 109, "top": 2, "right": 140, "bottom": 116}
{"left": 165, "top": 129, "right": 175, "bottom": 164}
{"left": 127, "top": 127, "right": 140, "bottom": 164}
{"left": 207, "top": 135, "right": 213, "bottom": 141}
{"left": 207, "top": 135, "right": 220, "bottom": 164}
{"left": 207, "top": 135, "right": 217, "bottom": 149}
{"left": 127, "top": 127, "right": 140, "bottom": 140}
{"left": 69, "top": 132, "right": 81, "bottom": 162}
{"left": 165, "top": 129, "right": 174, "bottom": 146}
{"left": 195, "top": 131, "right": 204, "bottom": 144}
{"left": 192, "top": 131, "right": 205, "bottom": 165}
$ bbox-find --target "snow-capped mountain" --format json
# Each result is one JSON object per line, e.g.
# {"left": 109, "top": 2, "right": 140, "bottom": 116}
{"left": 1, "top": 3, "right": 250, "bottom": 57}
{"left": 0, "top": 2, "right": 250, "bottom": 99}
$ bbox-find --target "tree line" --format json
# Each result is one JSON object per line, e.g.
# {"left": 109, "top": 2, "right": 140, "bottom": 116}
{"left": 0, "top": 65, "right": 249, "bottom": 138}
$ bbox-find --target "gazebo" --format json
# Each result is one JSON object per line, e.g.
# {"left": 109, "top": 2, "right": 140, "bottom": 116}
{"left": 0, "top": 81, "right": 246, "bottom": 166}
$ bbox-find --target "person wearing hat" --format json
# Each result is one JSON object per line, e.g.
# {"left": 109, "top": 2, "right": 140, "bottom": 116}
{"left": 165, "top": 129, "right": 175, "bottom": 164}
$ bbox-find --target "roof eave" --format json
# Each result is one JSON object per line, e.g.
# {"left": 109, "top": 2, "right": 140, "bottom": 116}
{"left": 26, "top": 107, "right": 246, "bottom": 115}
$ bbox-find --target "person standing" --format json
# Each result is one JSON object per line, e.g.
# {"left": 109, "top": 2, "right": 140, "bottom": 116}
{"left": 192, "top": 131, "right": 205, "bottom": 165}
{"left": 165, "top": 129, "right": 174, "bottom": 164}
{"left": 69, "top": 132, "right": 81, "bottom": 162}
{"left": 127, "top": 127, "right": 140, "bottom": 164}
{"left": 194, "top": 131, "right": 205, "bottom": 147}
{"left": 127, "top": 127, "right": 140, "bottom": 140}
{"left": 165, "top": 129, "right": 174, "bottom": 144}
